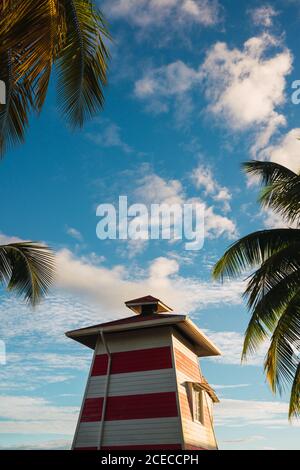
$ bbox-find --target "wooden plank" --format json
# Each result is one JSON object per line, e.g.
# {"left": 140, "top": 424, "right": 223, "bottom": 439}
{"left": 81, "top": 391, "right": 178, "bottom": 422}
{"left": 87, "top": 369, "right": 175, "bottom": 398}
{"left": 95, "top": 327, "right": 172, "bottom": 354}
{"left": 76, "top": 417, "right": 181, "bottom": 448}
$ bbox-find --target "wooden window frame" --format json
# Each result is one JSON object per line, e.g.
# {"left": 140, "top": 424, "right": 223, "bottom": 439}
{"left": 192, "top": 387, "right": 204, "bottom": 425}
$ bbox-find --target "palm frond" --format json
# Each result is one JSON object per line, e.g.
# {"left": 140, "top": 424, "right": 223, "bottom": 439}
{"left": 243, "top": 160, "right": 300, "bottom": 225}
{"left": 0, "top": 0, "right": 110, "bottom": 155}
{"left": 259, "top": 181, "right": 300, "bottom": 225}
{"left": 0, "top": 242, "right": 55, "bottom": 305}
{"left": 243, "top": 270, "right": 300, "bottom": 358}
{"left": 244, "top": 242, "right": 300, "bottom": 310}
{"left": 0, "top": 49, "right": 32, "bottom": 157}
{"left": 289, "top": 362, "right": 300, "bottom": 419}
{"left": 212, "top": 229, "right": 300, "bottom": 281}
{"left": 2, "top": 0, "right": 66, "bottom": 111}
{"left": 243, "top": 161, "right": 298, "bottom": 185}
{"left": 214, "top": 160, "right": 300, "bottom": 419}
{"left": 56, "top": 0, "right": 110, "bottom": 128}
{"left": 264, "top": 293, "right": 300, "bottom": 395}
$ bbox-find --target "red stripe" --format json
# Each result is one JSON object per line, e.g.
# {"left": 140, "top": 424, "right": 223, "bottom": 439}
{"left": 91, "top": 346, "right": 172, "bottom": 376}
{"left": 101, "top": 444, "right": 182, "bottom": 450}
{"left": 81, "top": 392, "right": 178, "bottom": 422}
{"left": 81, "top": 397, "right": 103, "bottom": 422}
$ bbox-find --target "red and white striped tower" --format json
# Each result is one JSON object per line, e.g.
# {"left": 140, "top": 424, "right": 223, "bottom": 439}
{"left": 66, "top": 295, "right": 221, "bottom": 450}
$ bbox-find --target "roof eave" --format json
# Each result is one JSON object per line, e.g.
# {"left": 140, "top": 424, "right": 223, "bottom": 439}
{"left": 65, "top": 316, "right": 187, "bottom": 349}
{"left": 66, "top": 316, "right": 222, "bottom": 357}
{"left": 177, "top": 318, "right": 221, "bottom": 357}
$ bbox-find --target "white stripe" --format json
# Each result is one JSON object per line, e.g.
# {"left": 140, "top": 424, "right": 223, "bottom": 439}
{"left": 87, "top": 369, "right": 175, "bottom": 398}
{"left": 95, "top": 326, "right": 172, "bottom": 354}
{"left": 75, "top": 417, "right": 181, "bottom": 448}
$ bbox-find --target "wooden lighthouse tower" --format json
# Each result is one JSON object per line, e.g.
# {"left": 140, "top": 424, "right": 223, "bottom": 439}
{"left": 66, "top": 295, "right": 221, "bottom": 450}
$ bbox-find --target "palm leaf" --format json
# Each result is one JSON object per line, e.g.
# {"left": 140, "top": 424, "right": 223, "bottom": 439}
{"left": 259, "top": 182, "right": 300, "bottom": 225}
{"left": 214, "top": 161, "right": 300, "bottom": 419}
{"left": 0, "top": 49, "right": 33, "bottom": 157}
{"left": 2, "top": 0, "right": 66, "bottom": 111}
{"left": 244, "top": 242, "right": 300, "bottom": 310}
{"left": 56, "top": 0, "right": 110, "bottom": 128}
{"left": 0, "top": 242, "right": 55, "bottom": 305}
{"left": 243, "top": 161, "right": 298, "bottom": 185}
{"left": 264, "top": 292, "right": 300, "bottom": 395}
{"left": 0, "top": 0, "right": 111, "bottom": 156}
{"left": 243, "top": 270, "right": 300, "bottom": 357}
{"left": 289, "top": 362, "right": 300, "bottom": 418}
{"left": 243, "top": 161, "right": 300, "bottom": 225}
{"left": 212, "top": 229, "right": 300, "bottom": 281}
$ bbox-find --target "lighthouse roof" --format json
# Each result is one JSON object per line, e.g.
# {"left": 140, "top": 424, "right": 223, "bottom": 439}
{"left": 125, "top": 295, "right": 173, "bottom": 314}
{"left": 66, "top": 297, "right": 221, "bottom": 358}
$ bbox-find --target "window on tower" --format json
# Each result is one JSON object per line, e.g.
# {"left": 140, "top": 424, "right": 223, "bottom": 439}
{"left": 193, "top": 388, "right": 204, "bottom": 425}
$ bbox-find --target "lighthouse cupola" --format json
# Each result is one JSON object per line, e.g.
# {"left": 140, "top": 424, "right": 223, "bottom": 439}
{"left": 125, "top": 295, "right": 173, "bottom": 315}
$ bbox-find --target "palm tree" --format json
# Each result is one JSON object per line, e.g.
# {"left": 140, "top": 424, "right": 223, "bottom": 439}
{"left": 0, "top": 241, "right": 54, "bottom": 305}
{"left": 213, "top": 160, "right": 300, "bottom": 419}
{"left": 0, "top": 0, "right": 110, "bottom": 156}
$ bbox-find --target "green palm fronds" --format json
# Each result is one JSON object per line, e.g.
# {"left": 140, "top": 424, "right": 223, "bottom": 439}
{"left": 0, "top": 0, "right": 110, "bottom": 156}
{"left": 0, "top": 242, "right": 55, "bottom": 306}
{"left": 213, "top": 160, "right": 300, "bottom": 419}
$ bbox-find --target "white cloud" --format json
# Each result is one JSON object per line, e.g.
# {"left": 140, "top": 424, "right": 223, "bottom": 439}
{"left": 250, "top": 5, "right": 279, "bottom": 28}
{"left": 134, "top": 34, "right": 292, "bottom": 144}
{"left": 201, "top": 34, "right": 292, "bottom": 155}
{"left": 259, "top": 207, "right": 298, "bottom": 230}
{"left": 0, "top": 395, "right": 78, "bottom": 435}
{"left": 192, "top": 165, "right": 216, "bottom": 195}
{"left": 134, "top": 61, "right": 201, "bottom": 122}
{"left": 135, "top": 61, "right": 200, "bottom": 99}
{"left": 66, "top": 227, "right": 83, "bottom": 241}
{"left": 104, "top": 0, "right": 221, "bottom": 28}
{"left": 133, "top": 170, "right": 237, "bottom": 240}
{"left": 0, "top": 439, "right": 72, "bottom": 450}
{"left": 215, "top": 398, "right": 300, "bottom": 428}
{"left": 86, "top": 120, "right": 133, "bottom": 154}
{"left": 204, "top": 329, "right": 268, "bottom": 366}
{"left": 55, "top": 250, "right": 243, "bottom": 317}
{"left": 212, "top": 384, "right": 250, "bottom": 390}
{"left": 0, "top": 342, "right": 91, "bottom": 392}
{"left": 0, "top": 233, "right": 22, "bottom": 244}
{"left": 203, "top": 206, "right": 236, "bottom": 239}
{"left": 260, "top": 128, "right": 300, "bottom": 173}
{"left": 192, "top": 164, "right": 232, "bottom": 212}
{"left": 135, "top": 172, "right": 184, "bottom": 205}
{"left": 261, "top": 208, "right": 288, "bottom": 229}
{"left": 0, "top": 240, "right": 244, "bottom": 344}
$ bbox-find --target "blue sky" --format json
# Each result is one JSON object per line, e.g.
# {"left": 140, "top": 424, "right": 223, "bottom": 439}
{"left": 0, "top": 0, "right": 300, "bottom": 450}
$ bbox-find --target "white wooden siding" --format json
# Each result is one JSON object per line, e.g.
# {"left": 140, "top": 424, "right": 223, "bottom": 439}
{"left": 95, "top": 326, "right": 172, "bottom": 354}
{"left": 73, "top": 326, "right": 177, "bottom": 449}
{"left": 173, "top": 330, "right": 203, "bottom": 366}
{"left": 172, "top": 330, "right": 218, "bottom": 450}
{"left": 75, "top": 417, "right": 181, "bottom": 448}
{"left": 75, "top": 422, "right": 100, "bottom": 448}
{"left": 102, "top": 418, "right": 181, "bottom": 446}
{"left": 87, "top": 369, "right": 176, "bottom": 398}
